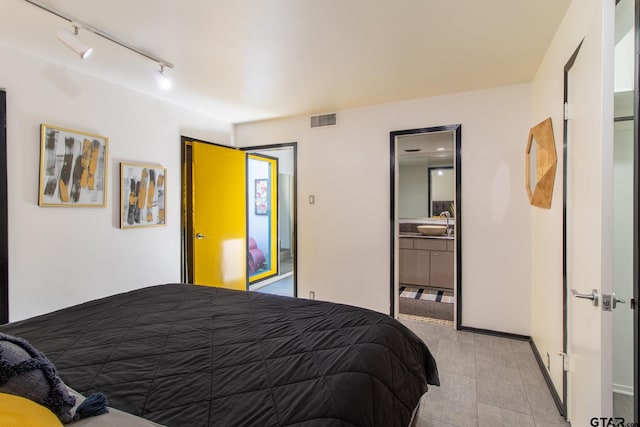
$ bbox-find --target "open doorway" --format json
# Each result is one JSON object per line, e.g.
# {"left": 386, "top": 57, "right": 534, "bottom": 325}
{"left": 390, "top": 125, "right": 461, "bottom": 327}
{"left": 243, "top": 143, "right": 297, "bottom": 298}
{"left": 181, "top": 139, "right": 297, "bottom": 297}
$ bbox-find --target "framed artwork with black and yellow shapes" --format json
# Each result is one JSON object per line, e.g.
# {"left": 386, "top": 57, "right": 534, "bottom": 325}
{"left": 38, "top": 124, "right": 108, "bottom": 207}
{"left": 120, "top": 162, "right": 166, "bottom": 228}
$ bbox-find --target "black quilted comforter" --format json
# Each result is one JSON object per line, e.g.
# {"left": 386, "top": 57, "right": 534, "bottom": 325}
{"left": 0, "top": 284, "right": 439, "bottom": 426}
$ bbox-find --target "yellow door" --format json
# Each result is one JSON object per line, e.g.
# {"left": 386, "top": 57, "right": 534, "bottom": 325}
{"left": 186, "top": 140, "right": 246, "bottom": 290}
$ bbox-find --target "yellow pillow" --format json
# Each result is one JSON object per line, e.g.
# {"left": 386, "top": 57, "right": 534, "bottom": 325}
{"left": 0, "top": 392, "right": 63, "bottom": 427}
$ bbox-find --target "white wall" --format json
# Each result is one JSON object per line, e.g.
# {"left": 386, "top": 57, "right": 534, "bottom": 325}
{"left": 236, "top": 83, "right": 533, "bottom": 334}
{"left": 530, "top": 0, "right": 614, "bottom": 422}
{"left": 1, "top": 45, "right": 232, "bottom": 321}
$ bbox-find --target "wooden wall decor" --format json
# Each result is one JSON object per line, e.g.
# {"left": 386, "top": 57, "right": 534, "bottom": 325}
{"left": 526, "top": 117, "right": 557, "bottom": 209}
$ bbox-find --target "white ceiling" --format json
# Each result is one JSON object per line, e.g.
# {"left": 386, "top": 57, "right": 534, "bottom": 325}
{"left": 0, "top": 0, "right": 571, "bottom": 124}
{"left": 398, "top": 132, "right": 454, "bottom": 167}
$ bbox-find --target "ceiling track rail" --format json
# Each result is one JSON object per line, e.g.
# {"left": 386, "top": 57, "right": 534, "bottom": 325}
{"left": 23, "top": 0, "right": 174, "bottom": 68}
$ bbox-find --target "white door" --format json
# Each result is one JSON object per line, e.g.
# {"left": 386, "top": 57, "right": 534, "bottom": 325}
{"left": 566, "top": 2, "right": 638, "bottom": 423}
{"left": 565, "top": 29, "right": 615, "bottom": 425}
{"left": 565, "top": 14, "right": 613, "bottom": 426}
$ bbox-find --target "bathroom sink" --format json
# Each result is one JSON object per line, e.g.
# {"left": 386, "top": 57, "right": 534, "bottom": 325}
{"left": 417, "top": 225, "right": 447, "bottom": 236}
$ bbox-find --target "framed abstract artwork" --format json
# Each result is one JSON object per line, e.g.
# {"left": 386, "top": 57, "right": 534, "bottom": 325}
{"left": 120, "top": 162, "right": 167, "bottom": 228}
{"left": 38, "top": 124, "right": 108, "bottom": 207}
{"left": 255, "top": 178, "right": 268, "bottom": 215}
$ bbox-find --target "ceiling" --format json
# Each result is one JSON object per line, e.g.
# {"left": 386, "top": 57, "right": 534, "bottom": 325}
{"left": 398, "top": 132, "right": 454, "bottom": 167}
{"left": 0, "top": 0, "right": 571, "bottom": 124}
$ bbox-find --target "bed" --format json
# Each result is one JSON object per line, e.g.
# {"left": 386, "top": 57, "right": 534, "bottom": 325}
{"left": 0, "top": 283, "right": 439, "bottom": 426}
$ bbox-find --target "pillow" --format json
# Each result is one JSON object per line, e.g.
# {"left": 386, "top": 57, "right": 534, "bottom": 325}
{"left": 0, "top": 333, "right": 76, "bottom": 423}
{"left": 0, "top": 392, "right": 64, "bottom": 427}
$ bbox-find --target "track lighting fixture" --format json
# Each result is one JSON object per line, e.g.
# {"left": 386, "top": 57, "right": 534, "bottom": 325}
{"left": 56, "top": 26, "right": 93, "bottom": 59}
{"left": 25, "top": 0, "right": 174, "bottom": 88}
{"left": 154, "top": 64, "right": 172, "bottom": 90}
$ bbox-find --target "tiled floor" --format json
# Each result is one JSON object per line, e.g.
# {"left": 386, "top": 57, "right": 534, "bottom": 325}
{"left": 614, "top": 392, "right": 634, "bottom": 422}
{"left": 252, "top": 273, "right": 294, "bottom": 297}
{"left": 401, "top": 318, "right": 571, "bottom": 427}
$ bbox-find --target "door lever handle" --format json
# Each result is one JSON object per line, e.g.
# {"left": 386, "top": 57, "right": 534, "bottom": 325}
{"left": 612, "top": 292, "right": 625, "bottom": 309}
{"left": 571, "top": 289, "right": 599, "bottom": 306}
{"left": 195, "top": 233, "right": 207, "bottom": 240}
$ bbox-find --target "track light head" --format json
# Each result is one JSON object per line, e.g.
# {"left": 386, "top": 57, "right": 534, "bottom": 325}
{"left": 154, "top": 64, "right": 172, "bottom": 90}
{"left": 56, "top": 26, "right": 93, "bottom": 59}
{"left": 27, "top": 1, "right": 176, "bottom": 87}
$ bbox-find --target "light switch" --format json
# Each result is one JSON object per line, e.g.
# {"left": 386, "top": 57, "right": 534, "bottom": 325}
{"left": 309, "top": 195, "right": 315, "bottom": 204}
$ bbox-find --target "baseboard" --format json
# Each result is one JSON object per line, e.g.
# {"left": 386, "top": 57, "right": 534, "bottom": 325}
{"left": 280, "top": 248, "right": 292, "bottom": 261}
{"left": 529, "top": 339, "right": 566, "bottom": 417}
{"left": 613, "top": 384, "right": 634, "bottom": 396}
{"left": 458, "top": 326, "right": 530, "bottom": 341}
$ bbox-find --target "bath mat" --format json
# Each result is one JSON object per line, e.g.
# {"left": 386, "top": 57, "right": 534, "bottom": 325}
{"left": 399, "top": 286, "right": 454, "bottom": 303}
{"left": 399, "top": 287, "right": 454, "bottom": 321}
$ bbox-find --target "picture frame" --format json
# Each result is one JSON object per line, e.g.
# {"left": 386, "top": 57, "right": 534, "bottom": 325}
{"left": 120, "top": 162, "right": 167, "bottom": 228}
{"left": 255, "top": 178, "right": 268, "bottom": 215}
{"left": 38, "top": 124, "right": 108, "bottom": 207}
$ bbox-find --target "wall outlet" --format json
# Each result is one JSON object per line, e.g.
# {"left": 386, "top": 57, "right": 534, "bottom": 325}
{"left": 309, "top": 291, "right": 315, "bottom": 300}
{"left": 546, "top": 352, "right": 550, "bottom": 370}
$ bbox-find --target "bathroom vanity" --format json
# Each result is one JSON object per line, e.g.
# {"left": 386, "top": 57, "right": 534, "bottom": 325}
{"left": 399, "top": 217, "right": 454, "bottom": 289}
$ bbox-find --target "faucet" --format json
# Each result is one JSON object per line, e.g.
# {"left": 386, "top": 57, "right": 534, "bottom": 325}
{"left": 439, "top": 211, "right": 452, "bottom": 236}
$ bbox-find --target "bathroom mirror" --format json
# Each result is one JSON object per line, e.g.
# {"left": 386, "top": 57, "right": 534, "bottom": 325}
{"left": 525, "top": 117, "right": 557, "bottom": 209}
{"left": 397, "top": 132, "right": 454, "bottom": 218}
{"left": 428, "top": 167, "right": 454, "bottom": 217}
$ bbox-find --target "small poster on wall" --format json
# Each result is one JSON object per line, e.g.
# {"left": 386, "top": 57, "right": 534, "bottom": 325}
{"left": 120, "top": 162, "right": 166, "bottom": 228}
{"left": 255, "top": 178, "right": 268, "bottom": 215}
{"left": 38, "top": 124, "right": 108, "bottom": 207}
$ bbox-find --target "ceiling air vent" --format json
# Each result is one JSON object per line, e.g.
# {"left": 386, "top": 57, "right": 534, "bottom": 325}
{"left": 310, "top": 113, "right": 337, "bottom": 129}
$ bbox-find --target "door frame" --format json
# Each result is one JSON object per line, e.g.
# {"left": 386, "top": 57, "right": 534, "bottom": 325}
{"left": 1, "top": 90, "right": 7, "bottom": 324}
{"left": 389, "top": 124, "right": 462, "bottom": 324}
{"left": 241, "top": 142, "right": 298, "bottom": 298}
{"left": 181, "top": 138, "right": 298, "bottom": 295}
{"left": 633, "top": 0, "right": 639, "bottom": 420}
{"left": 561, "top": 40, "right": 584, "bottom": 418}
{"left": 612, "top": 2, "right": 640, "bottom": 417}
{"left": 246, "top": 152, "right": 279, "bottom": 284}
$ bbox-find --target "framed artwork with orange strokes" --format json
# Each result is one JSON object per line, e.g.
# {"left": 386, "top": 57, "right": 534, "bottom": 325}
{"left": 38, "top": 124, "right": 108, "bottom": 207}
{"left": 120, "top": 162, "right": 166, "bottom": 229}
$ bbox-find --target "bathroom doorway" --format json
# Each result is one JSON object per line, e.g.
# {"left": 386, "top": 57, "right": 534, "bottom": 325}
{"left": 390, "top": 125, "right": 461, "bottom": 327}
{"left": 243, "top": 143, "right": 297, "bottom": 298}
